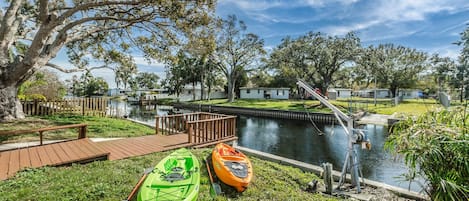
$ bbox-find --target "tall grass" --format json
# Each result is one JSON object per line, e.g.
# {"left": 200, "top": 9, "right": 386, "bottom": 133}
{"left": 386, "top": 106, "right": 469, "bottom": 200}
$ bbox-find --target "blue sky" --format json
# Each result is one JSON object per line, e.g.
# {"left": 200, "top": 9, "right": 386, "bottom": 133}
{"left": 52, "top": 0, "right": 469, "bottom": 88}
{"left": 217, "top": 0, "right": 469, "bottom": 56}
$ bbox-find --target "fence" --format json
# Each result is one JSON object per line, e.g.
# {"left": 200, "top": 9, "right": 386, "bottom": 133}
{"left": 174, "top": 103, "right": 337, "bottom": 123}
{"left": 21, "top": 97, "right": 108, "bottom": 117}
{"left": 155, "top": 112, "right": 237, "bottom": 146}
{"left": 0, "top": 124, "right": 87, "bottom": 147}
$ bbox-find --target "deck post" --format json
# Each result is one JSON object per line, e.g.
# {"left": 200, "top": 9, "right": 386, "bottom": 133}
{"left": 79, "top": 125, "right": 87, "bottom": 139}
{"left": 39, "top": 131, "right": 43, "bottom": 145}
{"left": 155, "top": 116, "right": 160, "bottom": 134}
{"left": 187, "top": 122, "right": 192, "bottom": 144}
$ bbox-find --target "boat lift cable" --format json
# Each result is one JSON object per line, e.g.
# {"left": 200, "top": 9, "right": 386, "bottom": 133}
{"left": 296, "top": 79, "right": 365, "bottom": 193}
{"left": 301, "top": 96, "right": 325, "bottom": 135}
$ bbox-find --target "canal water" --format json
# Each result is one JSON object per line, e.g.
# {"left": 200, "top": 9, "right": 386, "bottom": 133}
{"left": 110, "top": 101, "right": 419, "bottom": 191}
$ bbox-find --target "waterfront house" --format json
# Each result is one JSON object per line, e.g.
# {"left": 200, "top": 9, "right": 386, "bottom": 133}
{"left": 327, "top": 88, "right": 352, "bottom": 99}
{"left": 398, "top": 89, "right": 423, "bottom": 99}
{"left": 239, "top": 87, "right": 290, "bottom": 100}
{"left": 178, "top": 83, "right": 226, "bottom": 101}
{"left": 355, "top": 89, "right": 390, "bottom": 98}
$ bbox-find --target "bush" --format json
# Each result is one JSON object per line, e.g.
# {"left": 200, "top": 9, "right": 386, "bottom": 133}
{"left": 18, "top": 94, "right": 47, "bottom": 101}
{"left": 386, "top": 107, "right": 469, "bottom": 200}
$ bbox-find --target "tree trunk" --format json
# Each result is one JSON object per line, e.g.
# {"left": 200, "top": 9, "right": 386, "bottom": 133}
{"left": 0, "top": 85, "right": 25, "bottom": 121}
{"left": 227, "top": 78, "right": 235, "bottom": 103}
{"left": 200, "top": 66, "right": 205, "bottom": 100}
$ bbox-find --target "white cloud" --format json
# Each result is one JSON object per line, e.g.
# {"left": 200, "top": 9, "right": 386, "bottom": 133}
{"left": 426, "top": 45, "right": 462, "bottom": 60}
{"left": 302, "top": 0, "right": 359, "bottom": 7}
{"left": 321, "top": 20, "right": 381, "bottom": 36}
{"left": 218, "top": 0, "right": 287, "bottom": 11}
{"left": 370, "top": 0, "right": 464, "bottom": 23}
{"left": 318, "top": 1, "right": 469, "bottom": 39}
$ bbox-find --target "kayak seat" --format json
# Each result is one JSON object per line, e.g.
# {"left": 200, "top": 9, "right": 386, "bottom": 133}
{"left": 164, "top": 158, "right": 178, "bottom": 172}
{"left": 185, "top": 157, "right": 194, "bottom": 171}
{"left": 224, "top": 161, "right": 248, "bottom": 178}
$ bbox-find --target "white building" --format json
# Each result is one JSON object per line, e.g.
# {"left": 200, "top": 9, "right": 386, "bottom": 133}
{"left": 398, "top": 89, "right": 423, "bottom": 99}
{"left": 107, "top": 88, "right": 130, "bottom": 97}
{"left": 239, "top": 87, "right": 290, "bottom": 100}
{"left": 178, "top": 83, "right": 226, "bottom": 101}
{"left": 327, "top": 88, "right": 352, "bottom": 99}
{"left": 355, "top": 89, "right": 390, "bottom": 98}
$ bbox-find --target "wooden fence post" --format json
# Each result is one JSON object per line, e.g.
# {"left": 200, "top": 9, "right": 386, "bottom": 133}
{"left": 323, "top": 163, "right": 333, "bottom": 194}
{"left": 39, "top": 131, "right": 43, "bottom": 145}
{"left": 155, "top": 116, "right": 160, "bottom": 134}
{"left": 79, "top": 125, "right": 87, "bottom": 139}
{"left": 187, "top": 122, "right": 192, "bottom": 144}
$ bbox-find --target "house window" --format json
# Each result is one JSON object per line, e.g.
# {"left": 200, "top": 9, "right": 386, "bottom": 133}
{"left": 258, "top": 89, "right": 260, "bottom": 94}
{"left": 246, "top": 89, "right": 250, "bottom": 94}
{"left": 277, "top": 90, "right": 283, "bottom": 96}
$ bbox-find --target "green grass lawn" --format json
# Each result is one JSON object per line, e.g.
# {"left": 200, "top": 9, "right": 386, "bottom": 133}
{"left": 193, "top": 98, "right": 445, "bottom": 116}
{"left": 0, "top": 115, "right": 155, "bottom": 143}
{"left": 0, "top": 148, "right": 337, "bottom": 201}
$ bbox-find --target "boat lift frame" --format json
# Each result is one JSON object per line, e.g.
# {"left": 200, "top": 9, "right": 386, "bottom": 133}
{"left": 296, "top": 79, "right": 362, "bottom": 193}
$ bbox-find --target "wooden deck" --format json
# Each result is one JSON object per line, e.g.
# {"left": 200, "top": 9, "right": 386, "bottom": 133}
{"left": 0, "top": 134, "right": 237, "bottom": 180}
{"left": 97, "top": 134, "right": 190, "bottom": 160}
{"left": 0, "top": 113, "right": 238, "bottom": 180}
{"left": 0, "top": 138, "right": 109, "bottom": 180}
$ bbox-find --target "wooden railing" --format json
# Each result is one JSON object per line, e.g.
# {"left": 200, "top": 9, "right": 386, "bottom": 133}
{"left": 21, "top": 97, "right": 108, "bottom": 117}
{"left": 155, "top": 112, "right": 237, "bottom": 145}
{"left": 0, "top": 124, "right": 87, "bottom": 146}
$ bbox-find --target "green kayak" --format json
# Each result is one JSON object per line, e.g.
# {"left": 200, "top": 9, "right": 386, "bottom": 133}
{"left": 137, "top": 148, "right": 200, "bottom": 201}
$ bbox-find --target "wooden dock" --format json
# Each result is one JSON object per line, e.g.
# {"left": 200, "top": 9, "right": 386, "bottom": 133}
{"left": 0, "top": 112, "right": 238, "bottom": 180}
{"left": 0, "top": 138, "right": 109, "bottom": 180}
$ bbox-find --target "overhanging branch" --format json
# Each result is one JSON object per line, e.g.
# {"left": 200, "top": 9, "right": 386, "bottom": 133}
{"left": 45, "top": 62, "right": 114, "bottom": 73}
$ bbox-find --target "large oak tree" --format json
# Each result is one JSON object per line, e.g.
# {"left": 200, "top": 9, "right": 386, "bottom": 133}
{"left": 370, "top": 44, "right": 428, "bottom": 97}
{"left": 211, "top": 15, "right": 265, "bottom": 102}
{"left": 0, "top": 0, "right": 214, "bottom": 121}
{"left": 267, "top": 32, "right": 360, "bottom": 94}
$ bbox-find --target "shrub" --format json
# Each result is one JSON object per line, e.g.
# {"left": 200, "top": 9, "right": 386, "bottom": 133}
{"left": 386, "top": 107, "right": 469, "bottom": 200}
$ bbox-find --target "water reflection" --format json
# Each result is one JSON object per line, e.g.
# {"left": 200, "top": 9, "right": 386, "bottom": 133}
{"left": 237, "top": 116, "right": 418, "bottom": 191}
{"left": 113, "top": 101, "right": 419, "bottom": 191}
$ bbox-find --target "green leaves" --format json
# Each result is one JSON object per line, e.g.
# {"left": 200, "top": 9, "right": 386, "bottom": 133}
{"left": 266, "top": 31, "right": 360, "bottom": 92}
{"left": 387, "top": 107, "right": 469, "bottom": 200}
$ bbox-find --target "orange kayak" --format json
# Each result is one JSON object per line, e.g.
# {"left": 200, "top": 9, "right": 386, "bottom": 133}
{"left": 212, "top": 143, "right": 253, "bottom": 192}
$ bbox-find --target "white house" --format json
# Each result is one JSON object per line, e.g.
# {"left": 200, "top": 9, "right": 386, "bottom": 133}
{"left": 108, "top": 88, "right": 130, "bottom": 97}
{"left": 355, "top": 89, "right": 390, "bottom": 98}
{"left": 239, "top": 87, "right": 290, "bottom": 100}
{"left": 398, "top": 89, "right": 423, "bottom": 99}
{"left": 327, "top": 88, "right": 352, "bottom": 99}
{"left": 178, "top": 83, "right": 226, "bottom": 101}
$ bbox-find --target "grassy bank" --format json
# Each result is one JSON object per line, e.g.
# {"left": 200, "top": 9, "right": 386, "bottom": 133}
{"left": 0, "top": 148, "right": 336, "bottom": 201}
{"left": 193, "top": 98, "right": 443, "bottom": 116}
{"left": 0, "top": 115, "right": 154, "bottom": 143}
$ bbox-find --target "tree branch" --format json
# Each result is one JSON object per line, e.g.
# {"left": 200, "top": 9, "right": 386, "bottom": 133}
{"left": 58, "top": 1, "right": 141, "bottom": 22}
{"left": 45, "top": 62, "right": 113, "bottom": 73}
{"left": 38, "top": 0, "right": 49, "bottom": 23}
{"left": 0, "top": 0, "right": 24, "bottom": 50}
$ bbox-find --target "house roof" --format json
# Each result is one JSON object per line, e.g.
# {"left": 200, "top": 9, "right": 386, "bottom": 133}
{"left": 239, "top": 87, "right": 290, "bottom": 90}
{"left": 328, "top": 88, "right": 352, "bottom": 91}
{"left": 357, "top": 89, "right": 389, "bottom": 92}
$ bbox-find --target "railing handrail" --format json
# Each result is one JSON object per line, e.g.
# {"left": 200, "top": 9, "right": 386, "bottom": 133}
{"left": 0, "top": 123, "right": 87, "bottom": 136}
{"left": 0, "top": 124, "right": 88, "bottom": 145}
{"left": 186, "top": 116, "right": 236, "bottom": 124}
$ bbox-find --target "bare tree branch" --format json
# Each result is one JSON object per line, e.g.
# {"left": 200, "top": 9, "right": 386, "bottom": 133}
{"left": 38, "top": 0, "right": 49, "bottom": 23}
{"left": 45, "top": 62, "right": 113, "bottom": 73}
{"left": 0, "top": 0, "right": 24, "bottom": 51}
{"left": 58, "top": 1, "right": 141, "bottom": 22}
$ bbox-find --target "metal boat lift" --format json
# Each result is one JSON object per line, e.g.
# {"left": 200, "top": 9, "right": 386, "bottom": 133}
{"left": 297, "top": 79, "right": 366, "bottom": 193}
